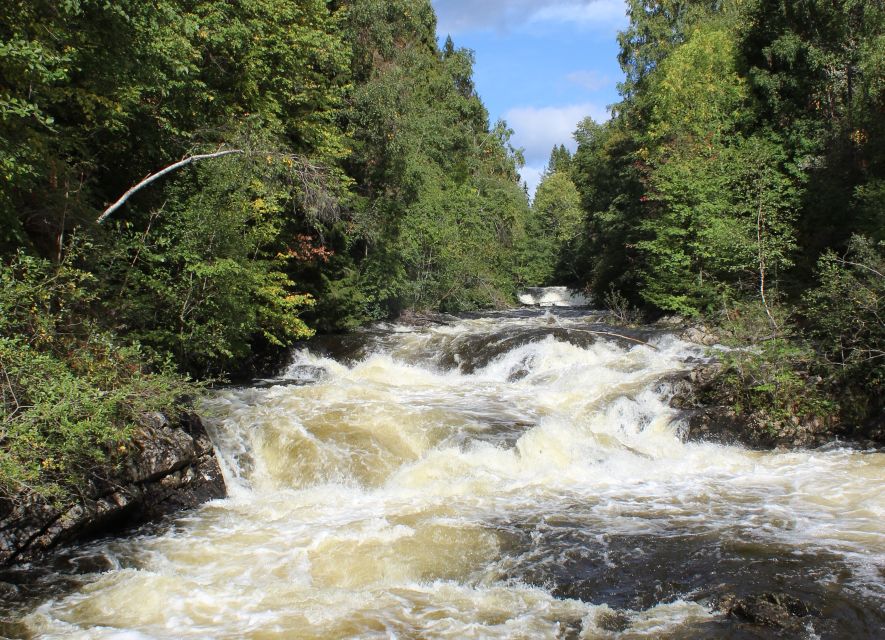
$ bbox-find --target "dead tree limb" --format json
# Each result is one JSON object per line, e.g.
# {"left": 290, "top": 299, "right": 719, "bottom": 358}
{"left": 757, "top": 192, "right": 779, "bottom": 333}
{"left": 96, "top": 149, "right": 244, "bottom": 224}
{"left": 836, "top": 258, "right": 885, "bottom": 280}
{"left": 563, "top": 327, "right": 659, "bottom": 350}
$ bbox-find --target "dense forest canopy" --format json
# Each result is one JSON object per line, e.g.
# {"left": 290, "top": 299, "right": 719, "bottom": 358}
{"left": 0, "top": 0, "right": 531, "bottom": 495}
{"left": 555, "top": 0, "right": 884, "bottom": 432}
{"left": 1, "top": 0, "right": 883, "bottom": 497}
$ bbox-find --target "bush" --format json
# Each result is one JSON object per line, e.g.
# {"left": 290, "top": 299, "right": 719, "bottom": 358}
{"left": 714, "top": 300, "right": 837, "bottom": 425}
{"left": 803, "top": 235, "right": 885, "bottom": 421}
{"left": 0, "top": 251, "right": 193, "bottom": 499}
{"left": 603, "top": 285, "right": 643, "bottom": 325}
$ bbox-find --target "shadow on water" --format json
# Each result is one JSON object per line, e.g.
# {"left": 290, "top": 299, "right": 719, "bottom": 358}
{"left": 491, "top": 515, "right": 885, "bottom": 639}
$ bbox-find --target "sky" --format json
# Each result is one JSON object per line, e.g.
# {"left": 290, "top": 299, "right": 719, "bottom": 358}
{"left": 430, "top": 0, "right": 629, "bottom": 196}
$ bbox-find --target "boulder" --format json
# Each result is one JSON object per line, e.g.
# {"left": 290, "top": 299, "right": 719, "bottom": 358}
{"left": 0, "top": 412, "right": 225, "bottom": 567}
{"left": 718, "top": 592, "right": 817, "bottom": 631}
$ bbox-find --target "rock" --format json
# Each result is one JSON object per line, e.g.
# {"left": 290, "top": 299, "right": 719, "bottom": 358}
{"left": 654, "top": 314, "right": 686, "bottom": 327}
{"left": 667, "top": 361, "right": 849, "bottom": 450}
{"left": 679, "top": 324, "right": 720, "bottom": 346}
{"left": 719, "top": 592, "right": 817, "bottom": 630}
{"left": 594, "top": 609, "right": 631, "bottom": 632}
{"left": 0, "top": 412, "right": 225, "bottom": 568}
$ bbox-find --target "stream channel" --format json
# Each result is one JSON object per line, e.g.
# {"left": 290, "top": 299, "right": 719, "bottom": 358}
{"left": 6, "top": 309, "right": 885, "bottom": 638}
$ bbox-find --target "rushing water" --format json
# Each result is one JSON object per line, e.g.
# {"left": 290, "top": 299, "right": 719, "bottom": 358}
{"left": 6, "top": 309, "right": 885, "bottom": 638}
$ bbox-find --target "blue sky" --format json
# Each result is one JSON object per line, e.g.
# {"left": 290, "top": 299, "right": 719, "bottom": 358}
{"left": 430, "top": 0, "right": 629, "bottom": 196}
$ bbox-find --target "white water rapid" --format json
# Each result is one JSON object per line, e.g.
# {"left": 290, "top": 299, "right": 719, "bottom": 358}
{"left": 14, "top": 310, "right": 885, "bottom": 638}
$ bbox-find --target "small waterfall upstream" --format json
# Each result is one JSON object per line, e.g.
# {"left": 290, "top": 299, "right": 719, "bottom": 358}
{"left": 11, "top": 309, "right": 885, "bottom": 638}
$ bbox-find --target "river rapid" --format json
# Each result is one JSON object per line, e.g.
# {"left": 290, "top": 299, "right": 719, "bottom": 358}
{"left": 8, "top": 309, "right": 885, "bottom": 638}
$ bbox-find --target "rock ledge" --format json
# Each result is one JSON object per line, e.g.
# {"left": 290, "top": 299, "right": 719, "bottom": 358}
{"left": 0, "top": 412, "right": 225, "bottom": 567}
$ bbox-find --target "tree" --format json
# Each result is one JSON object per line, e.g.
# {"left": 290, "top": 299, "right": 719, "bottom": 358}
{"left": 546, "top": 144, "right": 573, "bottom": 175}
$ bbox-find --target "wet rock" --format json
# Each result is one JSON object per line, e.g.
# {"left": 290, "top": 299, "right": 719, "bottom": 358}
{"left": 668, "top": 364, "right": 844, "bottom": 450}
{"left": 0, "top": 581, "right": 20, "bottom": 599}
{"left": 250, "top": 364, "right": 328, "bottom": 388}
{"left": 0, "top": 412, "right": 225, "bottom": 568}
{"left": 665, "top": 365, "right": 720, "bottom": 411}
{"left": 507, "top": 367, "right": 530, "bottom": 382}
{"left": 286, "top": 364, "right": 327, "bottom": 383}
{"left": 595, "top": 609, "right": 631, "bottom": 632}
{"left": 557, "top": 616, "right": 584, "bottom": 640}
{"left": 678, "top": 404, "right": 840, "bottom": 450}
{"left": 653, "top": 314, "right": 687, "bottom": 327}
{"left": 396, "top": 309, "right": 459, "bottom": 326}
{"left": 719, "top": 592, "right": 816, "bottom": 630}
{"left": 679, "top": 324, "right": 721, "bottom": 346}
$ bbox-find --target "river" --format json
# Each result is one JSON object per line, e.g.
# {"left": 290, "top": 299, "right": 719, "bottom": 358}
{"left": 9, "top": 309, "right": 885, "bottom": 638}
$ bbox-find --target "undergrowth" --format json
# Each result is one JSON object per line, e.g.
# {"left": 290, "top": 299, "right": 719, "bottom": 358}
{"left": 0, "top": 250, "right": 196, "bottom": 501}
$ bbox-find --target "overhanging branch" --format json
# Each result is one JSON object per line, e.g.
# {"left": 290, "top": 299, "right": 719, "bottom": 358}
{"left": 96, "top": 149, "right": 244, "bottom": 224}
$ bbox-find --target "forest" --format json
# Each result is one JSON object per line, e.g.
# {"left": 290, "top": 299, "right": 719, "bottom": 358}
{"left": 541, "top": 0, "right": 885, "bottom": 440}
{"left": 1, "top": 0, "right": 883, "bottom": 501}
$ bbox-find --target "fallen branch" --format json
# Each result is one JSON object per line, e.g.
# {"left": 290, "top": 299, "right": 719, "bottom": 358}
{"left": 561, "top": 327, "right": 659, "bottom": 350}
{"left": 96, "top": 149, "right": 244, "bottom": 224}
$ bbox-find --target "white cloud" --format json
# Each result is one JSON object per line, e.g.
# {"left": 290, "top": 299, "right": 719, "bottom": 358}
{"left": 520, "top": 165, "right": 545, "bottom": 199}
{"left": 565, "top": 69, "right": 611, "bottom": 92}
{"left": 529, "top": 0, "right": 627, "bottom": 27}
{"left": 434, "top": 0, "right": 627, "bottom": 34}
{"left": 505, "top": 102, "right": 609, "bottom": 166}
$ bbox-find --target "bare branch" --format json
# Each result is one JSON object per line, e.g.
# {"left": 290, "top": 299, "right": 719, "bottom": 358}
{"left": 757, "top": 192, "right": 778, "bottom": 333}
{"left": 836, "top": 258, "right": 885, "bottom": 280}
{"left": 96, "top": 149, "right": 244, "bottom": 224}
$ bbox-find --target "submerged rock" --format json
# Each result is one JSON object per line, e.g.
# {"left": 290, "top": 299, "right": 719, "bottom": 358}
{"left": 718, "top": 592, "right": 817, "bottom": 630}
{"left": 0, "top": 412, "right": 225, "bottom": 567}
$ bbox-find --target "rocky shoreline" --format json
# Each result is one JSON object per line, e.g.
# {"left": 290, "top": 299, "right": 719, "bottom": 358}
{"left": 0, "top": 412, "right": 225, "bottom": 569}
{"left": 669, "top": 322, "right": 885, "bottom": 450}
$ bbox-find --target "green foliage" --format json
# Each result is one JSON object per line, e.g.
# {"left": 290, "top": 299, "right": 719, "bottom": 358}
{"left": 546, "top": 145, "right": 573, "bottom": 175}
{"left": 0, "top": 251, "right": 192, "bottom": 498}
{"left": 568, "top": 0, "right": 884, "bottom": 428}
{"left": 803, "top": 236, "right": 885, "bottom": 418}
{"left": 325, "top": 1, "right": 530, "bottom": 320}
{"left": 638, "top": 132, "right": 801, "bottom": 316}
{"left": 518, "top": 168, "right": 584, "bottom": 286}
{"left": 648, "top": 25, "right": 749, "bottom": 143}
{"left": 100, "top": 154, "right": 320, "bottom": 375}
{"left": 715, "top": 301, "right": 837, "bottom": 424}
{"left": 740, "top": 0, "right": 885, "bottom": 268}
{"left": 570, "top": 117, "right": 644, "bottom": 299}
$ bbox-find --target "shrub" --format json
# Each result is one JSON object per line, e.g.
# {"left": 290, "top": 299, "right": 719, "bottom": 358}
{"left": 803, "top": 235, "right": 885, "bottom": 421}
{"left": 0, "top": 251, "right": 193, "bottom": 499}
{"left": 714, "top": 300, "right": 836, "bottom": 425}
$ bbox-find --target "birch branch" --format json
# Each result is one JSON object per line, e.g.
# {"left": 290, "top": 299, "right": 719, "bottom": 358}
{"left": 562, "top": 327, "right": 659, "bottom": 350}
{"left": 836, "top": 258, "right": 885, "bottom": 280}
{"left": 96, "top": 149, "right": 244, "bottom": 224}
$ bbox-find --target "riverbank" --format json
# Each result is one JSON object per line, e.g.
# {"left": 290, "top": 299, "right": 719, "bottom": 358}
{"left": 0, "top": 412, "right": 224, "bottom": 569}
{"left": 663, "top": 317, "right": 885, "bottom": 450}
